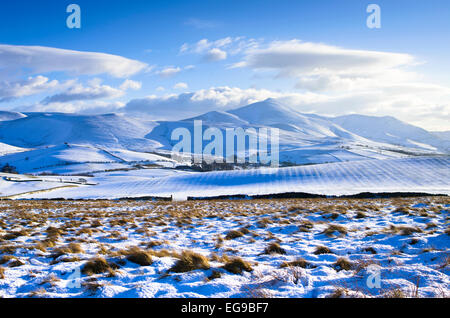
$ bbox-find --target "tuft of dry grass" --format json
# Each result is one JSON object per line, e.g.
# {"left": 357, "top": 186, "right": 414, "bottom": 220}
{"left": 223, "top": 257, "right": 253, "bottom": 274}
{"left": 28, "top": 288, "right": 47, "bottom": 298}
{"left": 264, "top": 242, "right": 286, "bottom": 255}
{"left": 314, "top": 245, "right": 333, "bottom": 255}
{"left": 334, "top": 258, "right": 354, "bottom": 271}
{"left": 280, "top": 258, "right": 314, "bottom": 269}
{"left": 225, "top": 230, "right": 244, "bottom": 240}
{"left": 169, "top": 250, "right": 210, "bottom": 273}
{"left": 0, "top": 266, "right": 4, "bottom": 279}
{"left": 81, "top": 257, "right": 113, "bottom": 276}
{"left": 322, "top": 224, "right": 347, "bottom": 237}
{"left": 126, "top": 249, "right": 153, "bottom": 266}
{"left": 383, "top": 288, "right": 406, "bottom": 298}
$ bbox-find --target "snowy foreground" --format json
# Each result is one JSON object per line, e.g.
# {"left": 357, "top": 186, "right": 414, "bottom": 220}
{"left": 7, "top": 156, "right": 450, "bottom": 200}
{"left": 0, "top": 197, "right": 448, "bottom": 298}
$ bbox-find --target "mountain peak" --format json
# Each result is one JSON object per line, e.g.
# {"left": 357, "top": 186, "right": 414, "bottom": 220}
{"left": 228, "top": 98, "right": 302, "bottom": 125}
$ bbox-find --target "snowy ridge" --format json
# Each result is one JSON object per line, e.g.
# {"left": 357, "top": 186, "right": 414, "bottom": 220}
{"left": 19, "top": 157, "right": 450, "bottom": 199}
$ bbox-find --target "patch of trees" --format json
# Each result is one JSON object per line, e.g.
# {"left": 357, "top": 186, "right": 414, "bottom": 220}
{"left": 1, "top": 163, "right": 18, "bottom": 174}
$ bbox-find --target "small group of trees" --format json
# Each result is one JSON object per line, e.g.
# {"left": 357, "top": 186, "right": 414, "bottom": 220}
{"left": 1, "top": 163, "right": 18, "bottom": 174}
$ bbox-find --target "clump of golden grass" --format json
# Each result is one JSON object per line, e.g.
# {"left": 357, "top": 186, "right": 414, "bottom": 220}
{"left": 39, "top": 273, "right": 60, "bottom": 287}
{"left": 398, "top": 226, "right": 423, "bottom": 236}
{"left": 0, "top": 245, "right": 17, "bottom": 254}
{"left": 322, "top": 224, "right": 347, "bottom": 237}
{"left": 225, "top": 230, "right": 244, "bottom": 240}
{"left": 2, "top": 229, "right": 29, "bottom": 240}
{"left": 280, "top": 258, "right": 314, "bottom": 269}
{"left": 298, "top": 220, "right": 314, "bottom": 232}
{"left": 125, "top": 248, "right": 153, "bottom": 266}
{"left": 82, "top": 277, "right": 103, "bottom": 295}
{"left": 0, "top": 255, "right": 17, "bottom": 265}
{"left": 355, "top": 211, "right": 367, "bottom": 219}
{"left": 81, "top": 257, "right": 114, "bottom": 276}
{"left": 362, "top": 247, "right": 377, "bottom": 254}
{"left": 207, "top": 270, "right": 222, "bottom": 281}
{"left": 222, "top": 257, "right": 253, "bottom": 274}
{"left": 383, "top": 288, "right": 406, "bottom": 298}
{"left": 169, "top": 250, "right": 210, "bottom": 273}
{"left": 0, "top": 266, "right": 4, "bottom": 279}
{"left": 264, "top": 242, "right": 286, "bottom": 255}
{"left": 28, "top": 288, "right": 47, "bottom": 298}
{"left": 327, "top": 287, "right": 348, "bottom": 298}
{"left": 334, "top": 258, "right": 353, "bottom": 271}
{"left": 314, "top": 245, "right": 333, "bottom": 255}
{"left": 51, "top": 243, "right": 84, "bottom": 259}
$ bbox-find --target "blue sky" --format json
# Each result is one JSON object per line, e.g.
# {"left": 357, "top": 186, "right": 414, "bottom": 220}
{"left": 0, "top": 0, "right": 449, "bottom": 130}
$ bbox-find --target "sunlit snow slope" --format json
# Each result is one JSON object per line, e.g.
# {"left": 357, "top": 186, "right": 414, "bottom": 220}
{"left": 18, "top": 157, "right": 450, "bottom": 199}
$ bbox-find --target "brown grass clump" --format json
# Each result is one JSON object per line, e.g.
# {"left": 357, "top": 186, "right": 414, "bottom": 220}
{"left": 362, "top": 247, "right": 377, "bottom": 254}
{"left": 51, "top": 243, "right": 84, "bottom": 259}
{"left": 314, "top": 245, "right": 333, "bottom": 255}
{"left": 223, "top": 257, "right": 253, "bottom": 274}
{"left": 393, "top": 207, "right": 410, "bottom": 214}
{"left": 126, "top": 250, "right": 153, "bottom": 266}
{"left": 2, "top": 230, "right": 29, "bottom": 240}
{"left": 355, "top": 211, "right": 367, "bottom": 219}
{"left": 28, "top": 288, "right": 47, "bottom": 298}
{"left": 280, "top": 258, "right": 314, "bottom": 269}
{"left": 0, "top": 266, "right": 4, "bottom": 279}
{"left": 398, "top": 226, "right": 423, "bottom": 236}
{"left": 46, "top": 226, "right": 64, "bottom": 237}
{"left": 327, "top": 287, "right": 348, "bottom": 298}
{"left": 322, "top": 224, "right": 347, "bottom": 237}
{"left": 169, "top": 251, "right": 210, "bottom": 273}
{"left": 225, "top": 230, "right": 244, "bottom": 240}
{"left": 384, "top": 288, "right": 406, "bottom": 298}
{"left": 334, "top": 258, "right": 354, "bottom": 271}
{"left": 264, "top": 242, "right": 286, "bottom": 255}
{"left": 207, "top": 270, "right": 222, "bottom": 280}
{"left": 0, "top": 255, "right": 18, "bottom": 265}
{"left": 81, "top": 257, "right": 113, "bottom": 276}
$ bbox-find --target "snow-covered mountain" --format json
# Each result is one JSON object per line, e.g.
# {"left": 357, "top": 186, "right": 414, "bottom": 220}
{"left": 147, "top": 99, "right": 448, "bottom": 165}
{"left": 0, "top": 111, "right": 26, "bottom": 122}
{"left": 332, "top": 114, "right": 450, "bottom": 152}
{"left": 0, "top": 99, "right": 448, "bottom": 174}
{"left": 0, "top": 112, "right": 159, "bottom": 150}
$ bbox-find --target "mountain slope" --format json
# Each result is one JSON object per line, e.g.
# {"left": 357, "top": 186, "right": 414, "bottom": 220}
{"left": 0, "top": 111, "right": 26, "bottom": 122}
{"left": 146, "top": 99, "right": 441, "bottom": 165}
{"left": 332, "top": 114, "right": 450, "bottom": 153}
{"left": 0, "top": 112, "right": 159, "bottom": 151}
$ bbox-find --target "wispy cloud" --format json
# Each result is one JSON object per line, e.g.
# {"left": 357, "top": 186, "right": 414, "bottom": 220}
{"left": 184, "top": 18, "right": 219, "bottom": 29}
{"left": 0, "top": 76, "right": 62, "bottom": 103}
{"left": 0, "top": 44, "right": 148, "bottom": 78}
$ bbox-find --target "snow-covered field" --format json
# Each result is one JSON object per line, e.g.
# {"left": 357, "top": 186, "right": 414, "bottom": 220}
{"left": 10, "top": 156, "right": 450, "bottom": 200}
{"left": 0, "top": 197, "right": 448, "bottom": 298}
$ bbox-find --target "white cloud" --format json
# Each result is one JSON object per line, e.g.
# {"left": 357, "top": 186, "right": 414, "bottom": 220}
{"left": 123, "top": 86, "right": 450, "bottom": 130}
{"left": 232, "top": 40, "right": 418, "bottom": 92}
{"left": 124, "top": 86, "right": 303, "bottom": 119}
{"left": 180, "top": 37, "right": 256, "bottom": 61}
{"left": 0, "top": 76, "right": 61, "bottom": 102}
{"left": 204, "top": 48, "right": 227, "bottom": 62}
{"left": 120, "top": 79, "right": 142, "bottom": 91}
{"left": 173, "top": 82, "right": 188, "bottom": 90}
{"left": 158, "top": 67, "right": 182, "bottom": 78}
{"left": 0, "top": 44, "right": 148, "bottom": 78}
{"left": 20, "top": 100, "right": 125, "bottom": 114}
{"left": 41, "top": 80, "right": 125, "bottom": 104}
